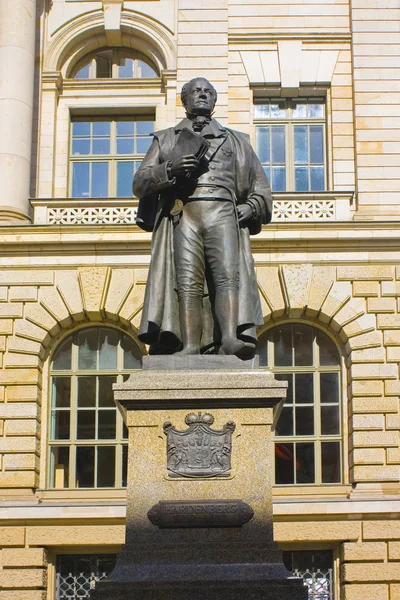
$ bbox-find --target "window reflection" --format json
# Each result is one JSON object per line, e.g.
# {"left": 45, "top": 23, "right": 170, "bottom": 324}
{"left": 294, "top": 324, "right": 313, "bottom": 366}
{"left": 72, "top": 50, "right": 158, "bottom": 80}
{"left": 274, "top": 325, "right": 292, "bottom": 366}
{"left": 52, "top": 339, "right": 72, "bottom": 370}
{"left": 296, "top": 443, "right": 315, "bottom": 483}
{"left": 295, "top": 373, "right": 314, "bottom": 404}
{"left": 321, "top": 442, "right": 341, "bottom": 483}
{"left": 70, "top": 118, "right": 154, "bottom": 198}
{"left": 255, "top": 98, "right": 326, "bottom": 192}
{"left": 258, "top": 324, "right": 342, "bottom": 485}
{"left": 49, "top": 327, "right": 141, "bottom": 489}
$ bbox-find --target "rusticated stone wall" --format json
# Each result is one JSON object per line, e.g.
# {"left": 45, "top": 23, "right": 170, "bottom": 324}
{"left": 0, "top": 264, "right": 399, "bottom": 492}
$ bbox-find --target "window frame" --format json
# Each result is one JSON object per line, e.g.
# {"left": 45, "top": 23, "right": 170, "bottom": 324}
{"left": 68, "top": 115, "right": 154, "bottom": 198}
{"left": 48, "top": 327, "right": 142, "bottom": 490}
{"left": 258, "top": 322, "right": 344, "bottom": 487}
{"left": 254, "top": 98, "right": 328, "bottom": 193}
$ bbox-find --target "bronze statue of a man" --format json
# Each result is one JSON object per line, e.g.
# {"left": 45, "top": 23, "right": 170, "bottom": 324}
{"left": 133, "top": 77, "right": 272, "bottom": 359}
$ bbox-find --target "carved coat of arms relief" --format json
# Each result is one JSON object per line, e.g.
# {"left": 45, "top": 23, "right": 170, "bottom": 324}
{"left": 163, "top": 413, "right": 236, "bottom": 478}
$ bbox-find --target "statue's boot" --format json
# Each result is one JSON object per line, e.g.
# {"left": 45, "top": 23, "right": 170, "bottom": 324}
{"left": 174, "top": 297, "right": 202, "bottom": 355}
{"left": 216, "top": 289, "right": 255, "bottom": 360}
{"left": 219, "top": 340, "right": 256, "bottom": 360}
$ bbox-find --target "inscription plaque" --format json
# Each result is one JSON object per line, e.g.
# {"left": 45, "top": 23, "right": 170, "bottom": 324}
{"left": 147, "top": 500, "right": 254, "bottom": 528}
{"left": 163, "top": 412, "right": 236, "bottom": 478}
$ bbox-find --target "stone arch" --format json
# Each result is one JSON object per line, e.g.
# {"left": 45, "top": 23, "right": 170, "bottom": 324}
{"left": 45, "top": 9, "right": 176, "bottom": 77}
{"left": 9, "top": 267, "right": 147, "bottom": 369}
{"left": 256, "top": 264, "right": 374, "bottom": 358}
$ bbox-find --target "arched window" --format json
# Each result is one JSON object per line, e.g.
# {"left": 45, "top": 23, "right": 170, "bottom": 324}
{"left": 48, "top": 327, "right": 141, "bottom": 489}
{"left": 71, "top": 49, "right": 158, "bottom": 79}
{"left": 258, "top": 323, "right": 342, "bottom": 485}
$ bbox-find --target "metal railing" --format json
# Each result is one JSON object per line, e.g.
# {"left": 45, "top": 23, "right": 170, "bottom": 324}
{"left": 294, "top": 569, "right": 333, "bottom": 600}
{"left": 56, "top": 572, "right": 108, "bottom": 599}
{"left": 56, "top": 568, "right": 333, "bottom": 600}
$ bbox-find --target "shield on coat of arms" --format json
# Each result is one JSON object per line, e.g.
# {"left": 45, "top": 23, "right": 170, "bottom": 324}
{"left": 163, "top": 413, "right": 236, "bottom": 478}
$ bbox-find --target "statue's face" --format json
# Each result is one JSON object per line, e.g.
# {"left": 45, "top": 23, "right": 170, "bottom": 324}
{"left": 185, "top": 78, "right": 216, "bottom": 115}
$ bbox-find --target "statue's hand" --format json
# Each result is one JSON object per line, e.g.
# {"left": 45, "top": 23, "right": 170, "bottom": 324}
{"left": 170, "top": 154, "right": 199, "bottom": 177}
{"left": 237, "top": 204, "right": 254, "bottom": 223}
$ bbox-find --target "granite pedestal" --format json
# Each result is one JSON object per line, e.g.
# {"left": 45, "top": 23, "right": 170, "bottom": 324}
{"left": 90, "top": 356, "right": 307, "bottom": 600}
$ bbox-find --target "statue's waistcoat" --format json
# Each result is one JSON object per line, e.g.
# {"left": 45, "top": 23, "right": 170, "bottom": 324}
{"left": 188, "top": 135, "right": 236, "bottom": 202}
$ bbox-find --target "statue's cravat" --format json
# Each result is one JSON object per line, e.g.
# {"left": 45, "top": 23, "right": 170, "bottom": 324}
{"left": 186, "top": 113, "right": 211, "bottom": 133}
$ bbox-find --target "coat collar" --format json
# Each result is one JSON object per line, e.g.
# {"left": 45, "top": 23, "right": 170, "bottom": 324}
{"left": 174, "top": 117, "right": 226, "bottom": 138}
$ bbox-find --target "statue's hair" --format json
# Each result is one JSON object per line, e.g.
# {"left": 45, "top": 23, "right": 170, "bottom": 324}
{"left": 180, "top": 78, "right": 217, "bottom": 108}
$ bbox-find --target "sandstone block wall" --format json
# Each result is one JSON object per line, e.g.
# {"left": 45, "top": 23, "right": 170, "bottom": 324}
{"left": 351, "top": 0, "right": 400, "bottom": 219}
{"left": 0, "top": 542, "right": 47, "bottom": 600}
{"left": 1, "top": 0, "right": 400, "bottom": 598}
{"left": 0, "top": 263, "right": 397, "bottom": 492}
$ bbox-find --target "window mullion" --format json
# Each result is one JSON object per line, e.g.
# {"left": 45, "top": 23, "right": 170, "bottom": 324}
{"left": 292, "top": 371, "right": 297, "bottom": 438}
{"left": 110, "top": 121, "right": 116, "bottom": 196}
{"left": 315, "top": 439, "right": 321, "bottom": 485}
{"left": 315, "top": 370, "right": 321, "bottom": 439}
{"left": 70, "top": 374, "right": 78, "bottom": 488}
{"left": 323, "top": 117, "right": 328, "bottom": 190}
{"left": 109, "top": 159, "right": 114, "bottom": 197}
{"left": 293, "top": 443, "right": 298, "bottom": 484}
{"left": 94, "top": 446, "right": 98, "bottom": 489}
{"left": 286, "top": 121, "right": 295, "bottom": 190}
{"left": 115, "top": 443, "right": 122, "bottom": 488}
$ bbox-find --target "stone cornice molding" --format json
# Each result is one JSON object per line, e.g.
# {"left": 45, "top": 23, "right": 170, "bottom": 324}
{"left": 229, "top": 32, "right": 352, "bottom": 45}
{"left": 62, "top": 77, "right": 162, "bottom": 92}
{"left": 0, "top": 495, "right": 399, "bottom": 521}
{"left": 162, "top": 69, "right": 177, "bottom": 87}
{"left": 4, "top": 220, "right": 400, "bottom": 256}
{"left": 41, "top": 70, "right": 63, "bottom": 93}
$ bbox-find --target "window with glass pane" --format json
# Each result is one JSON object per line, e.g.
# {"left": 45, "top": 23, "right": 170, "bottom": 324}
{"left": 70, "top": 118, "right": 154, "bottom": 198}
{"left": 255, "top": 99, "right": 326, "bottom": 192}
{"left": 73, "top": 49, "right": 158, "bottom": 79}
{"left": 49, "top": 327, "right": 141, "bottom": 489}
{"left": 258, "top": 323, "right": 342, "bottom": 485}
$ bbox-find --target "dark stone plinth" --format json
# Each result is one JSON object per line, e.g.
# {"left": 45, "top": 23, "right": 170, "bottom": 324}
{"left": 90, "top": 557, "right": 307, "bottom": 599}
{"left": 92, "top": 361, "right": 306, "bottom": 600}
{"left": 91, "top": 576, "right": 307, "bottom": 600}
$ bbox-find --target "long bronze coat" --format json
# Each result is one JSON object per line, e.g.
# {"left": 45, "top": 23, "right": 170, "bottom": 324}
{"left": 133, "top": 119, "right": 272, "bottom": 354}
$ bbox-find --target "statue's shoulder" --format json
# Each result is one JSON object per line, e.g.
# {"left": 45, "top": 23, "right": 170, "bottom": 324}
{"left": 224, "top": 127, "right": 251, "bottom": 145}
{"left": 152, "top": 127, "right": 176, "bottom": 143}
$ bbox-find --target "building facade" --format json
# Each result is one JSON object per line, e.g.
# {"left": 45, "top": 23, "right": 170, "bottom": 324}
{"left": 0, "top": 1, "right": 400, "bottom": 599}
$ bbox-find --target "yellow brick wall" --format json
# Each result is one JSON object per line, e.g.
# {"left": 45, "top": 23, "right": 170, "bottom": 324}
{"left": 351, "top": 0, "right": 400, "bottom": 218}
{"left": 0, "top": 264, "right": 398, "bottom": 490}
{"left": 177, "top": 1, "right": 229, "bottom": 122}
{"left": 0, "top": 541, "right": 48, "bottom": 600}
{"left": 228, "top": 0, "right": 350, "bottom": 34}
{"left": 341, "top": 522, "right": 400, "bottom": 600}
{"left": 0, "top": 267, "right": 147, "bottom": 491}
{"left": 3, "top": 517, "right": 400, "bottom": 599}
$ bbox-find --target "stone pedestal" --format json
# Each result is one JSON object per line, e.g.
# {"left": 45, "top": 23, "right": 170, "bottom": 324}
{"left": 91, "top": 356, "right": 307, "bottom": 599}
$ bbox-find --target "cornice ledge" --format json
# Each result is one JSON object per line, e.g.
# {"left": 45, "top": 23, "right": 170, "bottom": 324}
{"left": 229, "top": 31, "right": 352, "bottom": 44}
{"left": 62, "top": 77, "right": 163, "bottom": 91}
{"left": 273, "top": 496, "right": 400, "bottom": 519}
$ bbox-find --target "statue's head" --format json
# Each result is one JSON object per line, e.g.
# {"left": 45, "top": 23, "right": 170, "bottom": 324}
{"left": 181, "top": 77, "right": 217, "bottom": 116}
